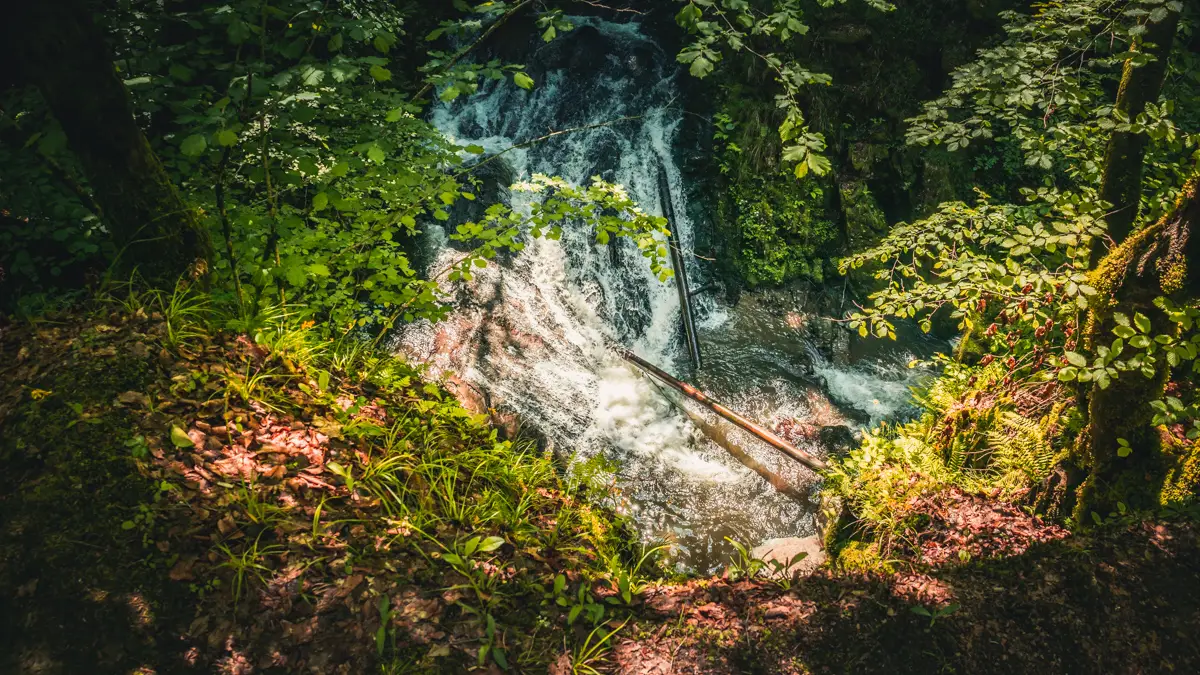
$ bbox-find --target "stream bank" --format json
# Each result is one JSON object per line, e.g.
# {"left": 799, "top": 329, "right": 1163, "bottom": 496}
{"left": 4, "top": 305, "right": 1199, "bottom": 674}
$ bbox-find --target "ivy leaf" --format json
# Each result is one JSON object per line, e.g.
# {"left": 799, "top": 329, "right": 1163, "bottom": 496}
{"left": 513, "top": 72, "right": 535, "bottom": 90}
{"left": 180, "top": 134, "right": 207, "bottom": 157}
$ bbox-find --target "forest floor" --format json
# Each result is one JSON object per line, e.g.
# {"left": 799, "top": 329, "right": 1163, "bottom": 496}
{"left": 2, "top": 304, "right": 1199, "bottom": 674}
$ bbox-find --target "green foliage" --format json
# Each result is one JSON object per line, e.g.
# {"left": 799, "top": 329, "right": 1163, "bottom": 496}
{"left": 720, "top": 170, "right": 835, "bottom": 286}
{"left": 675, "top": 0, "right": 893, "bottom": 178}
{"left": 841, "top": 188, "right": 1104, "bottom": 359}
{"left": 0, "top": 89, "right": 110, "bottom": 310}
{"left": 906, "top": 0, "right": 1198, "bottom": 221}
{"left": 71, "top": 0, "right": 667, "bottom": 333}
{"left": 910, "top": 602, "right": 960, "bottom": 627}
{"left": 824, "top": 356, "right": 1070, "bottom": 550}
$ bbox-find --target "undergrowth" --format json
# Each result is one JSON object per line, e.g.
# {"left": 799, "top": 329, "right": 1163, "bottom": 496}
{"left": 0, "top": 281, "right": 667, "bottom": 672}
{"left": 823, "top": 356, "right": 1075, "bottom": 568}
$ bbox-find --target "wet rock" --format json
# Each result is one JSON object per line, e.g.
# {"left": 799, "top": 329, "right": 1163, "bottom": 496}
{"left": 839, "top": 179, "right": 889, "bottom": 251}
{"left": 541, "top": 25, "right": 618, "bottom": 79}
{"left": 817, "top": 425, "right": 856, "bottom": 460}
{"left": 750, "top": 535, "right": 826, "bottom": 577}
{"left": 447, "top": 157, "right": 515, "bottom": 237}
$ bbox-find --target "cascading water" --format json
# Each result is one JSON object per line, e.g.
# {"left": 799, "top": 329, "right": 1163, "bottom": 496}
{"left": 397, "top": 18, "right": 932, "bottom": 572}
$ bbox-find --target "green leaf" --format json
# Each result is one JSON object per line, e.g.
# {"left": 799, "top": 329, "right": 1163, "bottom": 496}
{"left": 180, "top": 134, "right": 207, "bottom": 157}
{"left": 806, "top": 153, "right": 832, "bottom": 176}
{"left": 369, "top": 65, "right": 392, "bottom": 82}
{"left": 367, "top": 145, "right": 385, "bottom": 163}
{"left": 216, "top": 129, "right": 238, "bottom": 147}
{"left": 1065, "top": 351, "right": 1087, "bottom": 367}
{"left": 168, "top": 64, "right": 194, "bottom": 82}
{"left": 513, "top": 72, "right": 535, "bottom": 90}
{"left": 1134, "top": 312, "right": 1151, "bottom": 333}
{"left": 312, "top": 192, "right": 330, "bottom": 211}
{"left": 300, "top": 66, "right": 325, "bottom": 87}
{"left": 567, "top": 604, "right": 583, "bottom": 624}
{"left": 676, "top": 3, "right": 702, "bottom": 27}
{"left": 477, "top": 536, "right": 505, "bottom": 552}
{"left": 285, "top": 263, "right": 307, "bottom": 287}
{"left": 465, "top": 144, "right": 486, "bottom": 155}
{"left": 689, "top": 56, "right": 713, "bottom": 78}
{"left": 170, "top": 425, "right": 194, "bottom": 448}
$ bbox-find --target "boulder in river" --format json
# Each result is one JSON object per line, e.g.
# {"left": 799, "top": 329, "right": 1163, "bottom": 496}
{"left": 818, "top": 424, "right": 857, "bottom": 460}
{"left": 750, "top": 535, "right": 826, "bottom": 577}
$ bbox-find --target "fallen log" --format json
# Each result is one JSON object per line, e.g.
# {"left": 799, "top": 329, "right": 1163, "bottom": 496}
{"left": 617, "top": 348, "right": 829, "bottom": 474}
{"left": 658, "top": 165, "right": 702, "bottom": 371}
{"left": 675, "top": 402, "right": 811, "bottom": 504}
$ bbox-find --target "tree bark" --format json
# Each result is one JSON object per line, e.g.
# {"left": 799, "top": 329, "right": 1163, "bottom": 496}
{"left": 3, "top": 0, "right": 211, "bottom": 282}
{"left": 1077, "top": 172, "right": 1200, "bottom": 522}
{"left": 1089, "top": 10, "right": 1180, "bottom": 266}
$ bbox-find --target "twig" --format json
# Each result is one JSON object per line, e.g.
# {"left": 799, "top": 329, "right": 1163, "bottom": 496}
{"left": 571, "top": 0, "right": 644, "bottom": 14}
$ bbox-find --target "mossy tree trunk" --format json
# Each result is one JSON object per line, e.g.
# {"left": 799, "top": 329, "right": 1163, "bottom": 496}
{"left": 1077, "top": 173, "right": 1200, "bottom": 522}
{"left": 3, "top": 0, "right": 211, "bottom": 282}
{"left": 1089, "top": 10, "right": 1180, "bottom": 267}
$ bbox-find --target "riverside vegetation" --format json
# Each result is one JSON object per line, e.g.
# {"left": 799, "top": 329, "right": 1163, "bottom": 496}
{"left": 2, "top": 0, "right": 1200, "bottom": 673}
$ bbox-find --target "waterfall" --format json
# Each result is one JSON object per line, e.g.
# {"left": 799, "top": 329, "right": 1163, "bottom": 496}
{"left": 395, "top": 18, "right": 927, "bottom": 571}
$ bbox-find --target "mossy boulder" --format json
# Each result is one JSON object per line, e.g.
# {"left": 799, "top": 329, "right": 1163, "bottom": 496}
{"left": 717, "top": 171, "right": 838, "bottom": 287}
{"left": 839, "top": 180, "right": 889, "bottom": 251}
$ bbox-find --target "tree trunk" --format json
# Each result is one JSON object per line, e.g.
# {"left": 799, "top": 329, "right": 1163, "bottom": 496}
{"left": 3, "top": 0, "right": 211, "bottom": 282}
{"left": 1089, "top": 11, "right": 1180, "bottom": 266}
{"left": 1077, "top": 172, "right": 1200, "bottom": 522}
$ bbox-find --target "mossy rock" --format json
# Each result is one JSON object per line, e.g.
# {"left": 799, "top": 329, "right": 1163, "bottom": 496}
{"left": 717, "top": 170, "right": 838, "bottom": 287}
{"left": 839, "top": 180, "right": 889, "bottom": 251}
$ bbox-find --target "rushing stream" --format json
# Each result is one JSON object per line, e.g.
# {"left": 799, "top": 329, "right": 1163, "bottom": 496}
{"left": 397, "top": 17, "right": 935, "bottom": 572}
